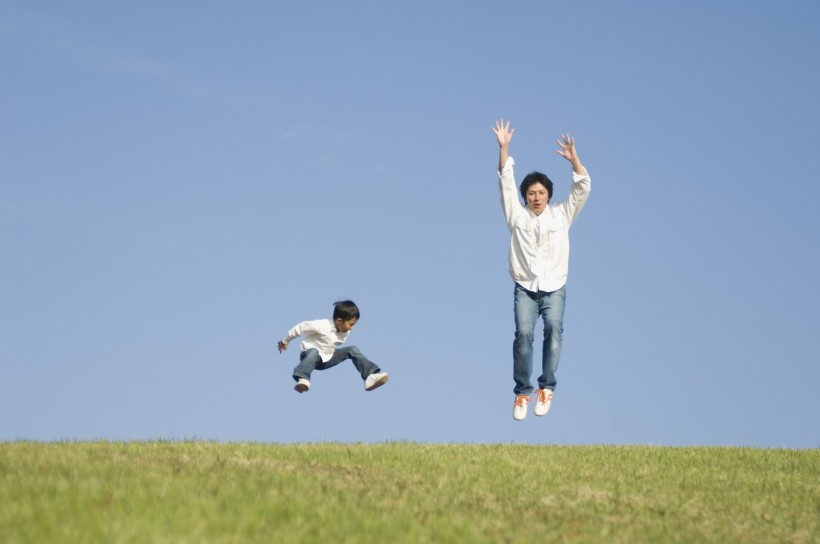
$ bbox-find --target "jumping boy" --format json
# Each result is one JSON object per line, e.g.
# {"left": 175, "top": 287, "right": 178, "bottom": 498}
{"left": 278, "top": 300, "right": 389, "bottom": 393}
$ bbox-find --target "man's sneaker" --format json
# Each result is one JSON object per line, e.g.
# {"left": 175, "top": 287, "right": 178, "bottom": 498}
{"left": 294, "top": 378, "right": 310, "bottom": 393}
{"left": 534, "top": 388, "right": 553, "bottom": 416}
{"left": 513, "top": 395, "right": 530, "bottom": 421}
{"left": 364, "top": 372, "right": 389, "bottom": 391}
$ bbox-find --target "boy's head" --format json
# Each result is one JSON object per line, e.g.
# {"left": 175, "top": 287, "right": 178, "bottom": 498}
{"left": 520, "top": 171, "right": 554, "bottom": 210}
{"left": 332, "top": 300, "right": 360, "bottom": 332}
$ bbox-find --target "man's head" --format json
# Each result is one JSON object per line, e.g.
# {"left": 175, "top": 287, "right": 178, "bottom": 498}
{"left": 520, "top": 171, "right": 553, "bottom": 215}
{"left": 332, "top": 300, "right": 360, "bottom": 332}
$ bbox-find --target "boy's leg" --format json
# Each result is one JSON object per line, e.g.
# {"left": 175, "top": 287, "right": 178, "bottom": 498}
{"left": 513, "top": 283, "right": 539, "bottom": 396}
{"left": 326, "top": 346, "right": 381, "bottom": 379}
{"left": 537, "top": 286, "right": 566, "bottom": 391}
{"left": 293, "top": 348, "right": 322, "bottom": 382}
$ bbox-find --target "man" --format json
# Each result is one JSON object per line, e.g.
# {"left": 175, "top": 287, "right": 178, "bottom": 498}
{"left": 492, "top": 119, "right": 591, "bottom": 421}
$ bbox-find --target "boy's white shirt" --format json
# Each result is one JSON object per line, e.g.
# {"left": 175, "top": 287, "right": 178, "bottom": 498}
{"left": 499, "top": 156, "right": 591, "bottom": 293}
{"left": 281, "top": 319, "right": 348, "bottom": 362}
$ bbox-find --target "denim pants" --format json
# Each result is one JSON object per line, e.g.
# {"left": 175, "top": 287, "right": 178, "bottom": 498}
{"left": 293, "top": 346, "right": 380, "bottom": 382}
{"left": 513, "top": 283, "right": 566, "bottom": 396}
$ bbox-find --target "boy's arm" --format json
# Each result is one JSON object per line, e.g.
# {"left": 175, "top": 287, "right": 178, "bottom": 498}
{"left": 278, "top": 321, "right": 306, "bottom": 353}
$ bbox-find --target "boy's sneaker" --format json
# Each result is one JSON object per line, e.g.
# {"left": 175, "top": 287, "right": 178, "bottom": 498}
{"left": 294, "top": 378, "right": 310, "bottom": 393}
{"left": 534, "top": 389, "right": 553, "bottom": 416}
{"left": 364, "top": 372, "right": 389, "bottom": 391}
{"left": 513, "top": 395, "right": 530, "bottom": 421}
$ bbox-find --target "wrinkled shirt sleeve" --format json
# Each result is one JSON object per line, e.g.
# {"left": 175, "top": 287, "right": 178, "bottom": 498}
{"left": 498, "top": 156, "right": 519, "bottom": 230}
{"left": 561, "top": 170, "right": 591, "bottom": 224}
{"left": 281, "top": 320, "right": 319, "bottom": 345}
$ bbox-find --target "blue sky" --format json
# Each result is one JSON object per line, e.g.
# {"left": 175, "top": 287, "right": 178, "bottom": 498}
{"left": 2, "top": 1, "right": 818, "bottom": 447}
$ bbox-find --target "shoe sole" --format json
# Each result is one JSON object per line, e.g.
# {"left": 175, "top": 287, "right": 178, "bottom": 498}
{"left": 365, "top": 374, "right": 389, "bottom": 391}
{"left": 294, "top": 383, "right": 309, "bottom": 393}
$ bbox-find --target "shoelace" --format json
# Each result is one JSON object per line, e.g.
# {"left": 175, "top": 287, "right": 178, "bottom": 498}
{"left": 514, "top": 395, "right": 529, "bottom": 407}
{"left": 536, "top": 390, "right": 552, "bottom": 403}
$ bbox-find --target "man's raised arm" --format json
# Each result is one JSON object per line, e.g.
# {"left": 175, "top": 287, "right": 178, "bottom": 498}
{"left": 492, "top": 119, "right": 515, "bottom": 172}
{"left": 555, "top": 133, "right": 588, "bottom": 177}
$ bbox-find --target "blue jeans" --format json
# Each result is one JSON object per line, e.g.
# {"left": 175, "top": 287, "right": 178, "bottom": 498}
{"left": 293, "top": 346, "right": 380, "bottom": 382}
{"left": 513, "top": 283, "right": 566, "bottom": 396}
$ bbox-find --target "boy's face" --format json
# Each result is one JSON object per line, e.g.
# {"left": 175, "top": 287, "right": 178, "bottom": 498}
{"left": 334, "top": 318, "right": 358, "bottom": 333}
{"left": 526, "top": 182, "right": 550, "bottom": 215}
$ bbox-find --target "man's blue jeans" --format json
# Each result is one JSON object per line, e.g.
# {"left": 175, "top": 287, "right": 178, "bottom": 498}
{"left": 513, "top": 283, "right": 566, "bottom": 396}
{"left": 293, "top": 346, "right": 380, "bottom": 383}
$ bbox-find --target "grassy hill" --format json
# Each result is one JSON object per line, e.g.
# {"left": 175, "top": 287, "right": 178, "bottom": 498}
{"left": 1, "top": 441, "right": 817, "bottom": 543}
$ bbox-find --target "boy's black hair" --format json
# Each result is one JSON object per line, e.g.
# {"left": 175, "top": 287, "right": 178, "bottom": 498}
{"left": 520, "top": 171, "right": 554, "bottom": 202}
{"left": 333, "top": 300, "right": 360, "bottom": 321}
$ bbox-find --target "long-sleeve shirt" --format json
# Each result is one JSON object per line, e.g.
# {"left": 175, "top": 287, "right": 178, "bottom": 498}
{"left": 280, "top": 319, "right": 348, "bottom": 362}
{"left": 499, "top": 156, "right": 591, "bottom": 293}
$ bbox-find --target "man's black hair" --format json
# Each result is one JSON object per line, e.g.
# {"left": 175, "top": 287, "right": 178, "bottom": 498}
{"left": 519, "top": 171, "right": 554, "bottom": 202}
{"left": 333, "top": 300, "right": 360, "bottom": 321}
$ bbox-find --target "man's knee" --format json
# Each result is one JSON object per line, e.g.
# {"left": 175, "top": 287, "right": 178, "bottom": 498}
{"left": 514, "top": 329, "right": 534, "bottom": 344}
{"left": 543, "top": 320, "right": 563, "bottom": 338}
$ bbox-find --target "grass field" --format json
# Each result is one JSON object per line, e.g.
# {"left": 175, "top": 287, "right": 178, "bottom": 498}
{"left": 1, "top": 441, "right": 817, "bottom": 543}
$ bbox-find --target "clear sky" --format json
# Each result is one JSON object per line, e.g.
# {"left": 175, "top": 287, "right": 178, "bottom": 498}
{"left": 2, "top": 1, "right": 818, "bottom": 448}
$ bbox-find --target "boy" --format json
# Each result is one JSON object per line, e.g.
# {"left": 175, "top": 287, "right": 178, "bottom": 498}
{"left": 278, "top": 300, "right": 389, "bottom": 393}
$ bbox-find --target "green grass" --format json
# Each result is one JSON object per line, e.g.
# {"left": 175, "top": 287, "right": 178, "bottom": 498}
{"left": 1, "top": 442, "right": 817, "bottom": 543}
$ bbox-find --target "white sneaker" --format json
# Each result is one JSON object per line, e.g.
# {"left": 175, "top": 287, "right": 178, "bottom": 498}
{"left": 534, "top": 389, "right": 553, "bottom": 416}
{"left": 364, "top": 372, "right": 389, "bottom": 391}
{"left": 513, "top": 395, "right": 529, "bottom": 421}
{"left": 294, "top": 378, "right": 310, "bottom": 393}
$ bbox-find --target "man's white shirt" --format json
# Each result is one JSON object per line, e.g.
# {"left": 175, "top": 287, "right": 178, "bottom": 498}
{"left": 498, "top": 156, "right": 591, "bottom": 293}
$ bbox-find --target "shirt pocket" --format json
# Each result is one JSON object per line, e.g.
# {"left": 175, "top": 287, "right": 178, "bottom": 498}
{"left": 542, "top": 216, "right": 566, "bottom": 258}
{"left": 512, "top": 217, "right": 538, "bottom": 248}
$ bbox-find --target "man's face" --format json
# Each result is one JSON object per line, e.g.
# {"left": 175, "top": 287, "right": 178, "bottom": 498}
{"left": 526, "top": 183, "right": 549, "bottom": 215}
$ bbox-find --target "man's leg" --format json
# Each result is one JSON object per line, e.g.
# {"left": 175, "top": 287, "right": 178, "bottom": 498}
{"left": 513, "top": 283, "right": 539, "bottom": 396}
{"left": 538, "top": 286, "right": 566, "bottom": 392}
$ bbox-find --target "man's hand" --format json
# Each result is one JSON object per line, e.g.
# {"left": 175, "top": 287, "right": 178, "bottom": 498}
{"left": 278, "top": 341, "right": 288, "bottom": 353}
{"left": 493, "top": 119, "right": 515, "bottom": 172}
{"left": 556, "top": 134, "right": 586, "bottom": 175}
{"left": 492, "top": 119, "right": 515, "bottom": 148}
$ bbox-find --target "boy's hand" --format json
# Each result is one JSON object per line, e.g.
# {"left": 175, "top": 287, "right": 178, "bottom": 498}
{"left": 278, "top": 341, "right": 288, "bottom": 353}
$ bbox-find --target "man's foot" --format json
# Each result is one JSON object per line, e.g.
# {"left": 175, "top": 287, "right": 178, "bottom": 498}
{"left": 513, "top": 395, "right": 530, "bottom": 421}
{"left": 364, "top": 372, "right": 389, "bottom": 391}
{"left": 294, "top": 378, "right": 310, "bottom": 393}
{"left": 534, "top": 389, "right": 553, "bottom": 416}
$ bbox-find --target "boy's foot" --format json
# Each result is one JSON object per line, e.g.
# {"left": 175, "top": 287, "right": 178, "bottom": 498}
{"left": 294, "top": 378, "right": 310, "bottom": 393}
{"left": 364, "top": 372, "right": 389, "bottom": 391}
{"left": 513, "top": 395, "right": 530, "bottom": 421}
{"left": 534, "top": 389, "right": 553, "bottom": 416}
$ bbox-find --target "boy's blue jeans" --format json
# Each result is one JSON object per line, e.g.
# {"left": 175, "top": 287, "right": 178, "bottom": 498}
{"left": 293, "top": 346, "right": 380, "bottom": 383}
{"left": 513, "top": 283, "right": 566, "bottom": 396}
